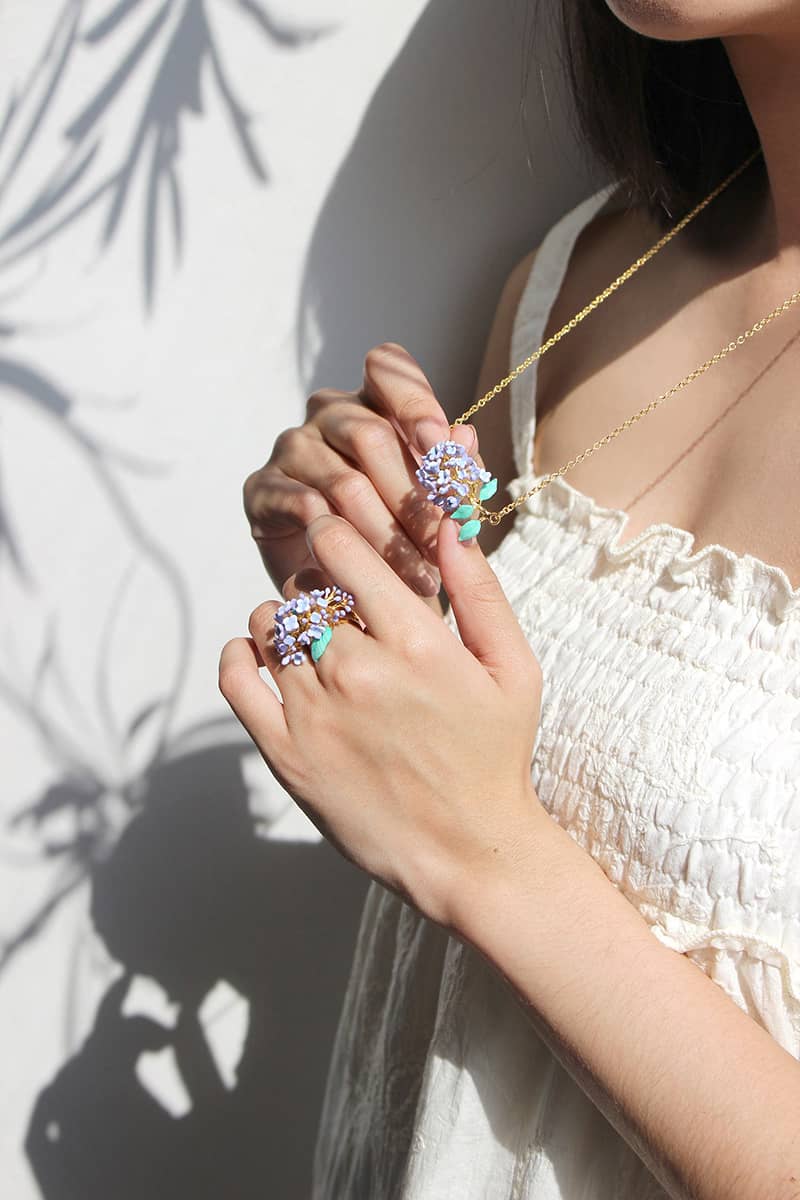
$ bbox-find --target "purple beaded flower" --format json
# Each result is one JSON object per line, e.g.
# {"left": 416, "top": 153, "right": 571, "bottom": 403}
{"left": 415, "top": 439, "right": 498, "bottom": 541}
{"left": 273, "top": 586, "right": 355, "bottom": 665}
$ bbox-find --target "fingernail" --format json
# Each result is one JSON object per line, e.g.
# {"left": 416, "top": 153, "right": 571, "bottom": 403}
{"left": 413, "top": 571, "right": 440, "bottom": 597}
{"left": 463, "top": 424, "right": 478, "bottom": 451}
{"left": 416, "top": 420, "right": 447, "bottom": 453}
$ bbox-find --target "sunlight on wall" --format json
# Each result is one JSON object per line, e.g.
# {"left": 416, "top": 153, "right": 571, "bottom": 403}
{"left": 0, "top": 2, "right": 591, "bottom": 1195}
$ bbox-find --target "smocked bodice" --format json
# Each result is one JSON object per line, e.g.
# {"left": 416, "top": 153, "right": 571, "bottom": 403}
{"left": 311, "top": 181, "right": 800, "bottom": 1200}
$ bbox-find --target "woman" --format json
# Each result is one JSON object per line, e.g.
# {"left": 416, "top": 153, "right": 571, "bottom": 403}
{"left": 220, "top": 3, "right": 800, "bottom": 1197}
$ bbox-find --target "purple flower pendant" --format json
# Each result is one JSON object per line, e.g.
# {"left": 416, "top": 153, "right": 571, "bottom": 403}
{"left": 415, "top": 439, "right": 498, "bottom": 541}
{"left": 273, "top": 585, "right": 356, "bottom": 665}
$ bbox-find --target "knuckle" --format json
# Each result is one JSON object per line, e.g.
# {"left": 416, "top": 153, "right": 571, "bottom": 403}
{"left": 306, "top": 387, "right": 351, "bottom": 415}
{"left": 248, "top": 600, "right": 277, "bottom": 641}
{"left": 334, "top": 653, "right": 377, "bottom": 699}
{"left": 218, "top": 665, "right": 236, "bottom": 701}
{"left": 218, "top": 642, "right": 246, "bottom": 700}
{"left": 328, "top": 467, "right": 372, "bottom": 511}
{"left": 500, "top": 628, "right": 541, "bottom": 694}
{"left": 464, "top": 573, "right": 505, "bottom": 611}
{"left": 244, "top": 468, "right": 322, "bottom": 534}
{"left": 296, "top": 487, "right": 329, "bottom": 526}
{"left": 363, "top": 341, "right": 401, "bottom": 379}
{"left": 269, "top": 425, "right": 305, "bottom": 463}
{"left": 218, "top": 664, "right": 242, "bottom": 702}
{"left": 309, "top": 518, "right": 353, "bottom": 562}
{"left": 451, "top": 578, "right": 490, "bottom": 613}
{"left": 316, "top": 397, "right": 362, "bottom": 438}
{"left": 242, "top": 468, "right": 264, "bottom": 518}
{"left": 349, "top": 416, "right": 393, "bottom": 460}
{"left": 393, "top": 386, "right": 435, "bottom": 424}
{"left": 403, "top": 631, "right": 434, "bottom": 668}
{"left": 326, "top": 656, "right": 350, "bottom": 693}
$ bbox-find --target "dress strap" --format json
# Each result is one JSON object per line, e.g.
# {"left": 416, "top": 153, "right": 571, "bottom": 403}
{"left": 509, "top": 182, "right": 621, "bottom": 481}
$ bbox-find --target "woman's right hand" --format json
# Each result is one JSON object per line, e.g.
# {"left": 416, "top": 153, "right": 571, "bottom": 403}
{"left": 243, "top": 342, "right": 480, "bottom": 613}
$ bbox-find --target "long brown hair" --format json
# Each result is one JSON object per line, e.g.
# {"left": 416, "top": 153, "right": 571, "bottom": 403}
{"left": 549, "top": 2, "right": 762, "bottom": 226}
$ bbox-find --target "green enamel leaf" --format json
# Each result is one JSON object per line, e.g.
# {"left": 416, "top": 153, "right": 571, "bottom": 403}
{"left": 449, "top": 504, "right": 475, "bottom": 521}
{"left": 479, "top": 477, "right": 498, "bottom": 501}
{"left": 457, "top": 519, "right": 482, "bottom": 542}
{"left": 311, "top": 625, "right": 333, "bottom": 661}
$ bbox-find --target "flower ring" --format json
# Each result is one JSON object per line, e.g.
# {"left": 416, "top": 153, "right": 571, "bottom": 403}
{"left": 273, "top": 586, "right": 365, "bottom": 666}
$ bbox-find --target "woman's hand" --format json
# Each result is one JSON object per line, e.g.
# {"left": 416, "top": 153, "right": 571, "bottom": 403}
{"left": 218, "top": 509, "right": 545, "bottom": 930}
{"left": 243, "top": 343, "right": 481, "bottom": 615}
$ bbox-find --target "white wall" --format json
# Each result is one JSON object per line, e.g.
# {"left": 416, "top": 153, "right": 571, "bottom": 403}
{"left": 0, "top": 1, "right": 597, "bottom": 1195}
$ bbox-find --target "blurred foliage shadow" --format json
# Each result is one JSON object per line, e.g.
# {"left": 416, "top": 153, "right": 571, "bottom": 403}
{"left": 24, "top": 739, "right": 369, "bottom": 1199}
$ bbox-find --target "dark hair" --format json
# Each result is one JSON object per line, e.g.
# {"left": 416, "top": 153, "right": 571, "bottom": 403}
{"left": 552, "top": 1, "right": 762, "bottom": 226}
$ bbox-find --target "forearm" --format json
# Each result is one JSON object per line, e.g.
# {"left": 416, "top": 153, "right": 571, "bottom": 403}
{"left": 447, "top": 793, "right": 800, "bottom": 1200}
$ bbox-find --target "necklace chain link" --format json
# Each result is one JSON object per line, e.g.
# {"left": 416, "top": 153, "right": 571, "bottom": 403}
{"left": 448, "top": 147, "right": 800, "bottom": 528}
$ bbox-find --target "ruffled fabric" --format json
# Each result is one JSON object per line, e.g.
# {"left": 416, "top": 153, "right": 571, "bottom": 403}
{"left": 312, "top": 181, "right": 800, "bottom": 1200}
{"left": 506, "top": 469, "right": 800, "bottom": 625}
{"left": 489, "top": 480, "right": 800, "bottom": 1007}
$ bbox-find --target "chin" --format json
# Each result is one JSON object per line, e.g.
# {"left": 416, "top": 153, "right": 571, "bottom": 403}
{"left": 604, "top": 0, "right": 799, "bottom": 40}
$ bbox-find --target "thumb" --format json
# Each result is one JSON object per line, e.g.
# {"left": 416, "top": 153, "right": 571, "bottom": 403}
{"left": 436, "top": 514, "right": 531, "bottom": 683}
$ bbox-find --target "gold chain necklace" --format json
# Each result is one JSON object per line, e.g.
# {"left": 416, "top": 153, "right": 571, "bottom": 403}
{"left": 415, "top": 147, "right": 800, "bottom": 540}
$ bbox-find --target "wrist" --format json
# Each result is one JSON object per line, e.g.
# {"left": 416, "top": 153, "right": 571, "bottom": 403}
{"left": 434, "top": 785, "right": 557, "bottom": 937}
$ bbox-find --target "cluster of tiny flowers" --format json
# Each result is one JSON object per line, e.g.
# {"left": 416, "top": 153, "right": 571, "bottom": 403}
{"left": 415, "top": 440, "right": 492, "bottom": 512}
{"left": 273, "top": 587, "right": 355, "bottom": 665}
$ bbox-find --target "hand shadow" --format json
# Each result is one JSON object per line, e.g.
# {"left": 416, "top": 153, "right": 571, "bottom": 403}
{"left": 25, "top": 740, "right": 370, "bottom": 1200}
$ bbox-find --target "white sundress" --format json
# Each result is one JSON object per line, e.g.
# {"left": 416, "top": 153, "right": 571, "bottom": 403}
{"left": 311, "top": 182, "right": 800, "bottom": 1199}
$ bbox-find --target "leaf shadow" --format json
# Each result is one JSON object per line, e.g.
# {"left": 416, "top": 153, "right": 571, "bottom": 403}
{"left": 0, "top": 0, "right": 338, "bottom": 309}
{"left": 22, "top": 734, "right": 370, "bottom": 1200}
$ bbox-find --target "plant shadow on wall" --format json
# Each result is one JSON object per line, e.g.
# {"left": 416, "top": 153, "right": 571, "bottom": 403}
{"left": 24, "top": 735, "right": 367, "bottom": 1200}
{"left": 0, "top": 0, "right": 335, "bottom": 308}
{"left": 0, "top": 3, "right": 368, "bottom": 1198}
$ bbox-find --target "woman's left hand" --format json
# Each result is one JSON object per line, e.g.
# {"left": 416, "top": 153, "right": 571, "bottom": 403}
{"left": 219, "top": 511, "right": 546, "bottom": 928}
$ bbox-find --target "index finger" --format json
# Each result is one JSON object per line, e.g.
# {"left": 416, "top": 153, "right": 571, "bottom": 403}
{"left": 359, "top": 341, "right": 460, "bottom": 456}
{"left": 305, "top": 513, "right": 434, "bottom": 644}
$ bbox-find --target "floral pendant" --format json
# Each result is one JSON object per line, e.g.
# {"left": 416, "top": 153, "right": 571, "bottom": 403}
{"left": 415, "top": 439, "right": 498, "bottom": 541}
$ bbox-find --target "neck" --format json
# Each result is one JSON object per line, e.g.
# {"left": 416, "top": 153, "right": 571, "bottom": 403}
{"left": 723, "top": 33, "right": 800, "bottom": 255}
